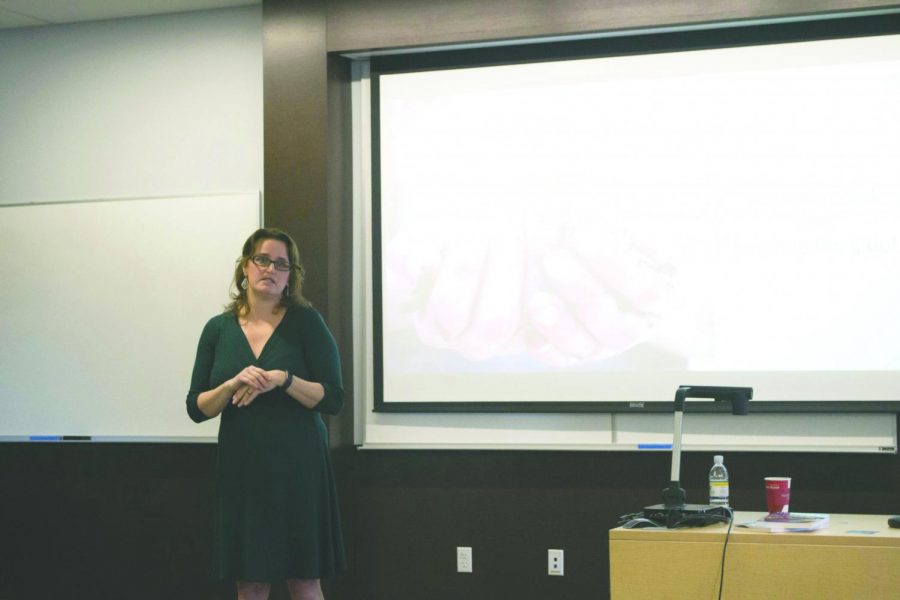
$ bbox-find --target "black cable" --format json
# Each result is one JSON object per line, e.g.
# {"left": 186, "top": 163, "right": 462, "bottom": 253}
{"left": 717, "top": 507, "right": 735, "bottom": 600}
{"left": 670, "top": 513, "right": 730, "bottom": 528}
{"left": 617, "top": 511, "right": 643, "bottom": 525}
{"left": 618, "top": 511, "right": 665, "bottom": 529}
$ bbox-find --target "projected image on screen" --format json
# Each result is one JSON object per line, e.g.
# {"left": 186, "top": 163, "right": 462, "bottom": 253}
{"left": 375, "top": 33, "right": 900, "bottom": 405}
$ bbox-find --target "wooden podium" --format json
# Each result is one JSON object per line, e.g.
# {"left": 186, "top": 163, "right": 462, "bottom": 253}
{"left": 609, "top": 512, "right": 900, "bottom": 599}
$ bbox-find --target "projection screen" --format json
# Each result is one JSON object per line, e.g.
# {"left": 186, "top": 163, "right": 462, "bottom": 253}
{"left": 370, "top": 25, "right": 900, "bottom": 412}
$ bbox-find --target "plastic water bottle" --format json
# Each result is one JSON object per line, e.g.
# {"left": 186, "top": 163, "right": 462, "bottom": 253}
{"left": 709, "top": 455, "right": 729, "bottom": 507}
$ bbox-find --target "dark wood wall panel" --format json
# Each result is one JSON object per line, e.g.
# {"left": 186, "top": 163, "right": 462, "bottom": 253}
{"left": 324, "top": 53, "right": 355, "bottom": 450}
{"left": 344, "top": 446, "right": 900, "bottom": 600}
{"left": 0, "top": 443, "right": 228, "bottom": 600}
{"left": 263, "top": 0, "right": 329, "bottom": 310}
{"left": 2, "top": 438, "right": 897, "bottom": 599}
{"left": 325, "top": 0, "right": 900, "bottom": 52}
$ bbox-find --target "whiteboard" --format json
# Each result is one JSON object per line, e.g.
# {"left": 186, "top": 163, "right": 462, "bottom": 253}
{"left": 0, "top": 193, "right": 261, "bottom": 441}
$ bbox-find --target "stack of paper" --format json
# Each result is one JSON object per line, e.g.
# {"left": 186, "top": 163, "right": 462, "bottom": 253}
{"left": 738, "top": 513, "right": 830, "bottom": 532}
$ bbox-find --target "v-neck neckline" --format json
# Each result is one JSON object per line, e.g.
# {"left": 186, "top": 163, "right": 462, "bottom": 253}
{"left": 237, "top": 309, "right": 288, "bottom": 362}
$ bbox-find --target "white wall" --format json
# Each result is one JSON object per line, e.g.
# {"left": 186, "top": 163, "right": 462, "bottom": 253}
{"left": 0, "top": 6, "right": 263, "bottom": 204}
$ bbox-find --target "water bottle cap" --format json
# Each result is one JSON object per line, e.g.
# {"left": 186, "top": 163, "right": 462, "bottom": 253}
{"left": 714, "top": 455, "right": 724, "bottom": 463}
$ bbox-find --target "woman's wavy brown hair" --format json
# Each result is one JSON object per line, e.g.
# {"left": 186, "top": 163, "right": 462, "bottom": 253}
{"left": 226, "top": 227, "right": 311, "bottom": 317}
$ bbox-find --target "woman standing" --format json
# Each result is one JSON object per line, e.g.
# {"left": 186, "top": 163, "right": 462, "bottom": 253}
{"left": 186, "top": 228, "right": 345, "bottom": 600}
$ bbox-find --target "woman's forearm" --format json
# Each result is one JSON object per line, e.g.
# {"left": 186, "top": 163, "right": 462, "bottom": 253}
{"left": 196, "top": 379, "right": 240, "bottom": 418}
{"left": 280, "top": 370, "right": 325, "bottom": 410}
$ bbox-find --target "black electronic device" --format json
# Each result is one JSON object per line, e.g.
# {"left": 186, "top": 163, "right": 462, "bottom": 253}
{"left": 641, "top": 386, "right": 753, "bottom": 528}
{"left": 889, "top": 516, "right": 900, "bottom": 529}
{"left": 642, "top": 503, "right": 730, "bottom": 528}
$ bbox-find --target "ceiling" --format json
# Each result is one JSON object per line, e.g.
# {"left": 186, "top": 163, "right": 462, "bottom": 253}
{"left": 0, "top": 0, "right": 259, "bottom": 29}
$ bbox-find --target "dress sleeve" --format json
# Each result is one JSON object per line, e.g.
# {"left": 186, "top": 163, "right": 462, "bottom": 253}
{"left": 304, "top": 310, "right": 344, "bottom": 415}
{"left": 185, "top": 316, "right": 221, "bottom": 423}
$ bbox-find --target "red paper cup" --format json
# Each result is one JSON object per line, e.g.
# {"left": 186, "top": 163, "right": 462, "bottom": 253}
{"left": 765, "top": 477, "right": 791, "bottom": 515}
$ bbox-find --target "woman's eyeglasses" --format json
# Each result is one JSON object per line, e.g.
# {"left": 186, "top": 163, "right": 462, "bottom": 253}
{"left": 251, "top": 255, "right": 293, "bottom": 272}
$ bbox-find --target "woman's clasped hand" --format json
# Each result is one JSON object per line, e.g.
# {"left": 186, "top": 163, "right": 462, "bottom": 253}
{"left": 230, "top": 365, "right": 285, "bottom": 407}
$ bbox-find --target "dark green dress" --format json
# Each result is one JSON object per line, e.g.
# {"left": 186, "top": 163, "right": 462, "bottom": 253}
{"left": 186, "top": 305, "right": 346, "bottom": 581}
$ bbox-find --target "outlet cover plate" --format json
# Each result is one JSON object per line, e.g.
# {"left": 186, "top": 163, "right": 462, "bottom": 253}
{"left": 548, "top": 549, "right": 564, "bottom": 576}
{"left": 457, "top": 546, "right": 473, "bottom": 573}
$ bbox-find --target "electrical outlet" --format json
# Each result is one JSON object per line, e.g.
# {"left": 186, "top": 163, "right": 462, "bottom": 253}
{"left": 548, "top": 549, "right": 564, "bottom": 576}
{"left": 457, "top": 546, "right": 473, "bottom": 573}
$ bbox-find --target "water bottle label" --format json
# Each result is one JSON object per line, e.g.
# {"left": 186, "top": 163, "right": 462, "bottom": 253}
{"left": 709, "top": 481, "right": 729, "bottom": 498}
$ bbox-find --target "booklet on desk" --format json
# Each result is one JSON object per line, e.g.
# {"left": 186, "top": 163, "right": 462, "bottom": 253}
{"left": 738, "top": 513, "right": 830, "bottom": 532}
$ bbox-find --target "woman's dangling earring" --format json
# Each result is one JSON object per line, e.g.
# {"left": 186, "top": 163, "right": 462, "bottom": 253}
{"left": 241, "top": 277, "right": 249, "bottom": 290}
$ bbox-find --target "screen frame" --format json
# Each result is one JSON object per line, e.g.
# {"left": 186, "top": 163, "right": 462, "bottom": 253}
{"left": 367, "top": 12, "right": 900, "bottom": 414}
